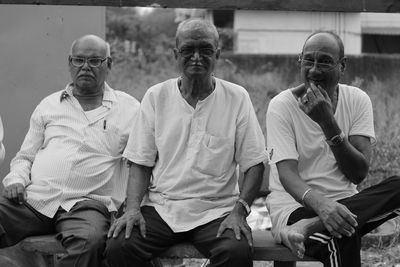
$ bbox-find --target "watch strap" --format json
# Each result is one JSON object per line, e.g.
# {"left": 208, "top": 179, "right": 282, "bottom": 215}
{"left": 237, "top": 198, "right": 251, "bottom": 216}
{"left": 326, "top": 131, "right": 345, "bottom": 146}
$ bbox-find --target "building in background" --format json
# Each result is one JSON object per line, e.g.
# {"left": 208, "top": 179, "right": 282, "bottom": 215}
{"left": 361, "top": 13, "right": 400, "bottom": 53}
{"left": 178, "top": 9, "right": 400, "bottom": 55}
{"left": 233, "top": 11, "right": 360, "bottom": 54}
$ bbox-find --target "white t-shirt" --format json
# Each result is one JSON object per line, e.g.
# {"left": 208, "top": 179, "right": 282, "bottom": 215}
{"left": 123, "top": 77, "right": 268, "bottom": 232}
{"left": 266, "top": 84, "right": 376, "bottom": 243}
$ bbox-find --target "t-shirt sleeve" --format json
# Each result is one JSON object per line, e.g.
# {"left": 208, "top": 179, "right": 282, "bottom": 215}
{"left": 266, "top": 97, "right": 299, "bottom": 165}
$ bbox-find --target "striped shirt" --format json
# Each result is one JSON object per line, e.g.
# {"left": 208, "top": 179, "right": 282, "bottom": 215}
{"left": 3, "top": 83, "right": 140, "bottom": 218}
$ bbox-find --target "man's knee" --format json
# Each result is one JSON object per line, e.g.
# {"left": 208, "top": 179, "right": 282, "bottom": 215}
{"left": 104, "top": 236, "right": 126, "bottom": 258}
{"left": 104, "top": 235, "right": 155, "bottom": 267}
{"left": 213, "top": 236, "right": 252, "bottom": 263}
{"left": 85, "top": 229, "right": 107, "bottom": 251}
{"left": 60, "top": 227, "right": 106, "bottom": 254}
{"left": 105, "top": 235, "right": 148, "bottom": 261}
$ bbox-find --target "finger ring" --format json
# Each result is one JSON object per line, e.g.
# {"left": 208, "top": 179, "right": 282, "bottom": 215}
{"left": 303, "top": 97, "right": 308, "bottom": 104}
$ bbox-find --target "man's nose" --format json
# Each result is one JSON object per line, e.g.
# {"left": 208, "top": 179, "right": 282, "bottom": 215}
{"left": 191, "top": 50, "right": 201, "bottom": 60}
{"left": 81, "top": 60, "right": 91, "bottom": 69}
{"left": 309, "top": 61, "right": 321, "bottom": 72}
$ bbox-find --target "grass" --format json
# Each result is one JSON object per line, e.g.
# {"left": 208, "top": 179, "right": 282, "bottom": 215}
{"left": 107, "top": 48, "right": 400, "bottom": 266}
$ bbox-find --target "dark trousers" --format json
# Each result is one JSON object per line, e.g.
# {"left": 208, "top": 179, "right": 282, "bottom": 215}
{"left": 105, "top": 206, "right": 253, "bottom": 267}
{"left": 287, "top": 175, "right": 400, "bottom": 267}
{"left": 0, "top": 197, "right": 110, "bottom": 267}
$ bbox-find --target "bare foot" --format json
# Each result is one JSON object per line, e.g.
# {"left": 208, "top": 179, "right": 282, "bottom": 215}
{"left": 281, "top": 225, "right": 306, "bottom": 258}
{"left": 281, "top": 217, "right": 322, "bottom": 258}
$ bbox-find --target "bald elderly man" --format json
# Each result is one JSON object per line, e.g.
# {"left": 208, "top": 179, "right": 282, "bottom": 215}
{"left": 266, "top": 31, "right": 400, "bottom": 267}
{"left": 0, "top": 35, "right": 139, "bottom": 267}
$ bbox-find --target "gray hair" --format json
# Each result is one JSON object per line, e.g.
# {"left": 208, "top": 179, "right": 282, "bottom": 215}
{"left": 175, "top": 18, "right": 219, "bottom": 47}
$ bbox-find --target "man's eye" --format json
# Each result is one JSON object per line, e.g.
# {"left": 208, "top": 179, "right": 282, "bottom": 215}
{"left": 320, "top": 58, "right": 334, "bottom": 64}
{"left": 180, "top": 48, "right": 192, "bottom": 54}
{"left": 200, "top": 49, "right": 215, "bottom": 55}
{"left": 302, "top": 60, "right": 314, "bottom": 66}
{"left": 73, "top": 58, "right": 85, "bottom": 64}
{"left": 88, "top": 59, "right": 101, "bottom": 65}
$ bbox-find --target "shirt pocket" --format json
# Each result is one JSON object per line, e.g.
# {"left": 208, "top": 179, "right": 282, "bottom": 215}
{"left": 195, "top": 133, "right": 234, "bottom": 177}
{"left": 85, "top": 124, "right": 122, "bottom": 157}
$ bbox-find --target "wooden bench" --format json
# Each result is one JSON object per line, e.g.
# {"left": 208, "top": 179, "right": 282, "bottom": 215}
{"left": 19, "top": 230, "right": 318, "bottom": 267}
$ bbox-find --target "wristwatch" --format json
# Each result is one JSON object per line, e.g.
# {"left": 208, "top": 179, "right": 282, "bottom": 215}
{"left": 326, "top": 131, "right": 345, "bottom": 146}
{"left": 237, "top": 198, "right": 251, "bottom": 216}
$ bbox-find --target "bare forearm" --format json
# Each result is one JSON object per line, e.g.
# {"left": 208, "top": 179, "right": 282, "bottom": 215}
{"left": 125, "top": 162, "right": 152, "bottom": 211}
{"left": 319, "top": 119, "right": 369, "bottom": 184}
{"left": 330, "top": 141, "right": 369, "bottom": 183}
{"left": 277, "top": 160, "right": 310, "bottom": 205}
{"left": 240, "top": 163, "right": 264, "bottom": 205}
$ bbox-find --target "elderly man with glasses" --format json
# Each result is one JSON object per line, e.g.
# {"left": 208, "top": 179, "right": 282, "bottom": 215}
{"left": 105, "top": 18, "right": 267, "bottom": 267}
{"left": 266, "top": 31, "right": 400, "bottom": 266}
{"left": 1, "top": 34, "right": 140, "bottom": 267}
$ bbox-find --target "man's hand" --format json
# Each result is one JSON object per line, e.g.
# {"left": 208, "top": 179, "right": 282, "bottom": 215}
{"left": 216, "top": 212, "right": 253, "bottom": 247}
{"left": 315, "top": 197, "right": 358, "bottom": 238}
{"left": 3, "top": 183, "right": 26, "bottom": 204}
{"left": 298, "top": 83, "right": 334, "bottom": 125}
{"left": 107, "top": 209, "right": 146, "bottom": 239}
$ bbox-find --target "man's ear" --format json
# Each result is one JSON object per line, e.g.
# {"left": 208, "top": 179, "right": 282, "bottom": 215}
{"left": 215, "top": 48, "right": 221, "bottom": 60}
{"left": 173, "top": 48, "right": 179, "bottom": 60}
{"left": 340, "top": 57, "right": 347, "bottom": 73}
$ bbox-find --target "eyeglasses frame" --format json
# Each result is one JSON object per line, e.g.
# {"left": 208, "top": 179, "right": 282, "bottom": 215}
{"left": 298, "top": 54, "right": 345, "bottom": 72}
{"left": 69, "top": 56, "right": 110, "bottom": 68}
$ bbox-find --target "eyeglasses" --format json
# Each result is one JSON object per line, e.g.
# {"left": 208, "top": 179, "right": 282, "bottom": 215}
{"left": 177, "top": 47, "right": 216, "bottom": 58}
{"left": 299, "top": 57, "right": 342, "bottom": 72}
{"left": 69, "top": 56, "right": 108, "bottom": 68}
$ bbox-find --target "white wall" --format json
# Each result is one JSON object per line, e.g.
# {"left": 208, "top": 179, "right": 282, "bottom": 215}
{"left": 361, "top": 13, "right": 400, "bottom": 34}
{"left": 234, "top": 11, "right": 361, "bottom": 55}
{"left": 0, "top": 5, "right": 105, "bottom": 186}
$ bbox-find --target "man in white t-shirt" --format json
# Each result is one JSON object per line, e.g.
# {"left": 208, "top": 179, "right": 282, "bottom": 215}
{"left": 266, "top": 31, "right": 400, "bottom": 267}
{"left": 105, "top": 19, "right": 267, "bottom": 267}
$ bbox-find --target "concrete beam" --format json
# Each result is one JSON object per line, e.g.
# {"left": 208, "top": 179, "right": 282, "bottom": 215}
{"left": 1, "top": 0, "right": 400, "bottom": 12}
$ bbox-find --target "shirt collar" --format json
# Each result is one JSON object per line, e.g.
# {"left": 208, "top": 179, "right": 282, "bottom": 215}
{"left": 60, "top": 82, "right": 116, "bottom": 108}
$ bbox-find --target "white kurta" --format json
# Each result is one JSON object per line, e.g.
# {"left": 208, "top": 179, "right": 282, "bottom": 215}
{"left": 124, "top": 77, "right": 268, "bottom": 232}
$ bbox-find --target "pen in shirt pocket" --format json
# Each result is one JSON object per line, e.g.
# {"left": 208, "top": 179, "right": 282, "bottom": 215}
{"left": 103, "top": 120, "right": 107, "bottom": 130}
